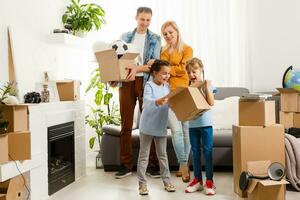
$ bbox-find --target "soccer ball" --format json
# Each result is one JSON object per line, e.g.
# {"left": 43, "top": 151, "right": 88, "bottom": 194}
{"left": 110, "top": 40, "right": 128, "bottom": 55}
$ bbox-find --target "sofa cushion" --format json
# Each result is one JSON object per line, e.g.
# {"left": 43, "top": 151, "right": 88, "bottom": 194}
{"left": 213, "top": 129, "right": 232, "bottom": 147}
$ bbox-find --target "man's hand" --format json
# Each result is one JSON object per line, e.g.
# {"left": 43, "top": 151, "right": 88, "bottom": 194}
{"left": 155, "top": 96, "right": 169, "bottom": 106}
{"left": 125, "top": 65, "right": 138, "bottom": 80}
{"left": 108, "top": 81, "right": 118, "bottom": 87}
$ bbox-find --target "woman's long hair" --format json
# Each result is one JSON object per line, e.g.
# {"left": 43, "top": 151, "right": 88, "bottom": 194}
{"left": 161, "top": 21, "right": 185, "bottom": 53}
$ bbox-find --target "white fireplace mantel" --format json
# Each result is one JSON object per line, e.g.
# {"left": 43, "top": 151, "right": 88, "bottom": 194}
{"left": 0, "top": 101, "right": 86, "bottom": 200}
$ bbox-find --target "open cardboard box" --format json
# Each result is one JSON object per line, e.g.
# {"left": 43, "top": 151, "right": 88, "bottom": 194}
{"left": 239, "top": 100, "right": 275, "bottom": 126}
{"left": 1, "top": 105, "right": 28, "bottom": 132}
{"left": 8, "top": 131, "right": 31, "bottom": 161}
{"left": 167, "top": 85, "right": 211, "bottom": 121}
{"left": 0, "top": 134, "right": 8, "bottom": 164}
{"left": 277, "top": 88, "right": 300, "bottom": 112}
{"left": 280, "top": 111, "right": 300, "bottom": 128}
{"left": 55, "top": 80, "right": 80, "bottom": 101}
{"left": 232, "top": 125, "right": 285, "bottom": 198}
{"left": 95, "top": 49, "right": 139, "bottom": 83}
{"left": 246, "top": 160, "right": 288, "bottom": 200}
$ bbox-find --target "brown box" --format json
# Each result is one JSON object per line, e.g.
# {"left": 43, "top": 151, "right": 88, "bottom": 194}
{"left": 239, "top": 100, "right": 276, "bottom": 126}
{"left": 1, "top": 105, "right": 28, "bottom": 132}
{"left": 8, "top": 131, "right": 31, "bottom": 161}
{"left": 246, "top": 160, "right": 288, "bottom": 200}
{"left": 0, "top": 175, "right": 25, "bottom": 200}
{"left": 232, "top": 125, "right": 285, "bottom": 198}
{"left": 277, "top": 88, "right": 300, "bottom": 112}
{"left": 0, "top": 134, "right": 8, "bottom": 164}
{"left": 56, "top": 80, "right": 80, "bottom": 101}
{"left": 95, "top": 49, "right": 139, "bottom": 82}
{"left": 167, "top": 87, "right": 211, "bottom": 121}
{"left": 280, "top": 111, "right": 300, "bottom": 128}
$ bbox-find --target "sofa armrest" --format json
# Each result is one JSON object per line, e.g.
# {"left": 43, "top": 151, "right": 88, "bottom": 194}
{"left": 102, "top": 125, "right": 138, "bottom": 137}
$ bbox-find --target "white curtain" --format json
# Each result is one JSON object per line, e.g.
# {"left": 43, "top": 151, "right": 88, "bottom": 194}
{"left": 91, "top": 0, "right": 250, "bottom": 88}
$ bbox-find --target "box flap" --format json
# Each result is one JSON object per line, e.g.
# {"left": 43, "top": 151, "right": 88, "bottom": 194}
{"left": 95, "top": 49, "right": 118, "bottom": 63}
{"left": 190, "top": 82, "right": 205, "bottom": 89}
{"left": 259, "top": 179, "right": 289, "bottom": 186}
{"left": 167, "top": 87, "right": 187, "bottom": 99}
{"left": 120, "top": 53, "right": 140, "bottom": 60}
{"left": 246, "top": 160, "right": 271, "bottom": 194}
{"left": 277, "top": 88, "right": 299, "bottom": 94}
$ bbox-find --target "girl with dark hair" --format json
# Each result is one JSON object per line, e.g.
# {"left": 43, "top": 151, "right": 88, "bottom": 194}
{"left": 137, "top": 59, "right": 176, "bottom": 195}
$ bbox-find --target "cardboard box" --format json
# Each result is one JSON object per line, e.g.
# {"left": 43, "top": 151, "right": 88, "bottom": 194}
{"left": 167, "top": 87, "right": 211, "bottom": 121}
{"left": 246, "top": 160, "right": 288, "bottom": 200}
{"left": 239, "top": 100, "right": 276, "bottom": 126}
{"left": 0, "top": 175, "right": 25, "bottom": 200}
{"left": 8, "top": 131, "right": 31, "bottom": 161}
{"left": 1, "top": 105, "right": 28, "bottom": 132}
{"left": 95, "top": 49, "right": 139, "bottom": 82}
{"left": 280, "top": 111, "right": 300, "bottom": 128}
{"left": 232, "top": 125, "right": 285, "bottom": 198}
{"left": 56, "top": 80, "right": 80, "bottom": 101}
{"left": 0, "top": 134, "right": 8, "bottom": 164}
{"left": 277, "top": 88, "right": 300, "bottom": 112}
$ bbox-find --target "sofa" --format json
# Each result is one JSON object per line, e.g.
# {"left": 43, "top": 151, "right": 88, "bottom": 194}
{"left": 100, "top": 87, "right": 250, "bottom": 171}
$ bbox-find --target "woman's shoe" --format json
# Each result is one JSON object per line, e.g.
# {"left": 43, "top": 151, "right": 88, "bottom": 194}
{"left": 181, "top": 165, "right": 190, "bottom": 183}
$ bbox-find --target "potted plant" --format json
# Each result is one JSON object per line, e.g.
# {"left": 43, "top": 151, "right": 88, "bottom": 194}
{"left": 62, "top": 0, "right": 106, "bottom": 37}
{"left": 85, "top": 68, "right": 120, "bottom": 168}
{"left": 0, "top": 82, "right": 18, "bottom": 134}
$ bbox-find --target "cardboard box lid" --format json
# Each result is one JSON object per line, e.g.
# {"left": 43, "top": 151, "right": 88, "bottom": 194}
{"left": 277, "top": 88, "right": 300, "bottom": 94}
{"left": 120, "top": 53, "right": 139, "bottom": 60}
{"left": 167, "top": 87, "right": 187, "bottom": 99}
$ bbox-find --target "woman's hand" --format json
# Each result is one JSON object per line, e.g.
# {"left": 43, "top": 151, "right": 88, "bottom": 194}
{"left": 147, "top": 59, "right": 155, "bottom": 66}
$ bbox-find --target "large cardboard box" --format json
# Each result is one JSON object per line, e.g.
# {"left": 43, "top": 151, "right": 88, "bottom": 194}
{"left": 232, "top": 125, "right": 285, "bottom": 198}
{"left": 277, "top": 88, "right": 300, "bottom": 112}
{"left": 167, "top": 87, "right": 211, "bottom": 121}
{"left": 280, "top": 111, "right": 300, "bottom": 128}
{"left": 0, "top": 134, "right": 8, "bottom": 164}
{"left": 95, "top": 49, "right": 139, "bottom": 82}
{"left": 239, "top": 100, "right": 276, "bottom": 126}
{"left": 8, "top": 131, "right": 31, "bottom": 161}
{"left": 246, "top": 160, "right": 288, "bottom": 200}
{"left": 56, "top": 80, "right": 80, "bottom": 101}
{"left": 1, "top": 105, "right": 28, "bottom": 132}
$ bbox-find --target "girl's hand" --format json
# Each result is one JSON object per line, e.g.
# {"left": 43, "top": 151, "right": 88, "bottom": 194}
{"left": 155, "top": 96, "right": 169, "bottom": 106}
{"left": 204, "top": 80, "right": 211, "bottom": 89}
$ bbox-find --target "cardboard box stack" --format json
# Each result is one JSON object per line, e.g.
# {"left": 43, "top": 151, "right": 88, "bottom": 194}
{"left": 277, "top": 88, "right": 300, "bottom": 128}
{"left": 0, "top": 105, "right": 31, "bottom": 164}
{"left": 233, "top": 97, "right": 286, "bottom": 199}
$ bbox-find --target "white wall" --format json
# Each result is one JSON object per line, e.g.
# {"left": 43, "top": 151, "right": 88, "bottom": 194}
{"left": 247, "top": 0, "right": 300, "bottom": 92}
{"left": 0, "top": 0, "right": 95, "bottom": 154}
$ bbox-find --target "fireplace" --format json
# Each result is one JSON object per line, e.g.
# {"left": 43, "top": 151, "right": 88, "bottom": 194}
{"left": 48, "top": 121, "right": 75, "bottom": 195}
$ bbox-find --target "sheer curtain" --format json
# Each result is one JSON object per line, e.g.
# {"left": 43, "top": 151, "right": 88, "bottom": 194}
{"left": 91, "top": 0, "right": 250, "bottom": 88}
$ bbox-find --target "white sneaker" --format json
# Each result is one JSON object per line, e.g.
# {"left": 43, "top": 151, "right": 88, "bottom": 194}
{"left": 185, "top": 178, "right": 203, "bottom": 193}
{"left": 204, "top": 180, "right": 216, "bottom": 195}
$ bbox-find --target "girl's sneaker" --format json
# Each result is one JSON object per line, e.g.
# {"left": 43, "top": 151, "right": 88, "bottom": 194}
{"left": 139, "top": 184, "right": 149, "bottom": 195}
{"left": 164, "top": 183, "right": 176, "bottom": 192}
{"left": 204, "top": 180, "right": 216, "bottom": 195}
{"left": 185, "top": 178, "right": 203, "bottom": 193}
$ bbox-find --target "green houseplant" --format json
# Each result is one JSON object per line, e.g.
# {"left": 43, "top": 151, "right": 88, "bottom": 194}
{"left": 0, "top": 82, "right": 18, "bottom": 134}
{"left": 62, "top": 0, "right": 106, "bottom": 36}
{"left": 85, "top": 68, "right": 120, "bottom": 168}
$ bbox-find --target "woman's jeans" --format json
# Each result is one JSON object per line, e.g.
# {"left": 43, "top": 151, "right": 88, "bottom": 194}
{"left": 168, "top": 109, "right": 190, "bottom": 166}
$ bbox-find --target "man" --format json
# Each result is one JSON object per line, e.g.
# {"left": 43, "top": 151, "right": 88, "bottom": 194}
{"left": 113, "top": 7, "right": 161, "bottom": 179}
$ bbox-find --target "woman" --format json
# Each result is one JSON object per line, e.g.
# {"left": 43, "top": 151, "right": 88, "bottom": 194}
{"left": 160, "top": 21, "right": 193, "bottom": 182}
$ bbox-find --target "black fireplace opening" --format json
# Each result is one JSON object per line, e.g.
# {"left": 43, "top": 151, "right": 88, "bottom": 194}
{"left": 48, "top": 121, "right": 75, "bottom": 195}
